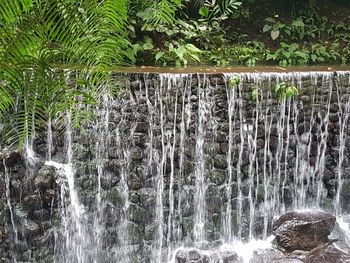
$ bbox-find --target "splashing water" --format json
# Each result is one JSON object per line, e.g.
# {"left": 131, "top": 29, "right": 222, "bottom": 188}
{"left": 45, "top": 70, "right": 350, "bottom": 262}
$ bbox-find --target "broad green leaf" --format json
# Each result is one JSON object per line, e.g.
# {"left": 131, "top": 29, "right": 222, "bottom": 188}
{"left": 190, "top": 53, "right": 200, "bottom": 62}
{"left": 185, "top": 44, "right": 201, "bottom": 53}
{"left": 175, "top": 45, "right": 185, "bottom": 60}
{"left": 265, "top": 17, "right": 275, "bottom": 23}
{"left": 271, "top": 30, "right": 280, "bottom": 40}
{"left": 292, "top": 19, "right": 304, "bottom": 27}
{"left": 142, "top": 42, "right": 154, "bottom": 50}
{"left": 263, "top": 24, "right": 272, "bottom": 33}
{"left": 155, "top": 51, "right": 165, "bottom": 61}
{"left": 199, "top": 7, "right": 209, "bottom": 17}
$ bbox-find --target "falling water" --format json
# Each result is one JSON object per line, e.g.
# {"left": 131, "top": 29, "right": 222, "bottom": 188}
{"left": 47, "top": 118, "right": 53, "bottom": 161}
{"left": 37, "top": 70, "right": 350, "bottom": 263}
{"left": 3, "top": 159, "right": 18, "bottom": 263}
{"left": 114, "top": 119, "right": 131, "bottom": 262}
{"left": 48, "top": 113, "right": 93, "bottom": 263}
{"left": 93, "top": 94, "right": 111, "bottom": 261}
{"left": 223, "top": 77, "right": 236, "bottom": 242}
{"left": 193, "top": 75, "right": 209, "bottom": 245}
{"left": 335, "top": 75, "right": 350, "bottom": 216}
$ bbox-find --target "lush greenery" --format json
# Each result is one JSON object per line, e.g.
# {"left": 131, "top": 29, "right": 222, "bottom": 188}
{"left": 129, "top": 0, "right": 350, "bottom": 66}
{"left": 0, "top": 0, "right": 131, "bottom": 148}
{"left": 0, "top": 0, "right": 349, "bottom": 148}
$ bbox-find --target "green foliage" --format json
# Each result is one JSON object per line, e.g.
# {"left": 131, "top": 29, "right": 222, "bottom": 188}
{"left": 263, "top": 16, "right": 283, "bottom": 40}
{"left": 310, "top": 44, "right": 340, "bottom": 63}
{"left": 274, "top": 82, "right": 299, "bottom": 100}
{"left": 155, "top": 41, "right": 201, "bottom": 66}
{"left": 207, "top": 41, "right": 267, "bottom": 66}
{"left": 228, "top": 76, "right": 240, "bottom": 87}
{"left": 251, "top": 87, "right": 259, "bottom": 101}
{"left": 199, "top": 0, "right": 242, "bottom": 22}
{"left": 0, "top": 0, "right": 131, "bottom": 147}
{"left": 137, "top": 0, "right": 184, "bottom": 30}
{"left": 267, "top": 43, "right": 309, "bottom": 66}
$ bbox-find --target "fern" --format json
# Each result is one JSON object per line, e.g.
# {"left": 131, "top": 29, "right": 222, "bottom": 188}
{"left": 139, "top": 0, "right": 184, "bottom": 29}
{"left": 0, "top": 0, "right": 131, "bottom": 148}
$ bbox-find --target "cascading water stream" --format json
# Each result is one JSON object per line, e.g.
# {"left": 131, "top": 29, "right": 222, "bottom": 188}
{"left": 25, "top": 70, "right": 350, "bottom": 263}
{"left": 3, "top": 159, "right": 18, "bottom": 263}
{"left": 47, "top": 113, "right": 94, "bottom": 263}
{"left": 193, "top": 75, "right": 209, "bottom": 245}
{"left": 223, "top": 77, "right": 236, "bottom": 243}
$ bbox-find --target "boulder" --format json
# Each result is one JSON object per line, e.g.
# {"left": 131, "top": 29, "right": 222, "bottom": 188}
{"left": 250, "top": 248, "right": 304, "bottom": 263}
{"left": 175, "top": 248, "right": 238, "bottom": 263}
{"left": 273, "top": 211, "right": 336, "bottom": 252}
{"left": 305, "top": 241, "right": 350, "bottom": 263}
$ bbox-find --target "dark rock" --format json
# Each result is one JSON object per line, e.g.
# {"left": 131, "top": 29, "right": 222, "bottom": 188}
{"left": 175, "top": 248, "right": 238, "bottom": 263}
{"left": 127, "top": 173, "right": 142, "bottom": 190}
{"left": 175, "top": 250, "right": 188, "bottom": 263}
{"left": 188, "top": 249, "right": 201, "bottom": 260}
{"left": 34, "top": 166, "right": 56, "bottom": 189}
{"left": 305, "top": 241, "right": 350, "bottom": 263}
{"left": 23, "top": 195, "right": 42, "bottom": 210}
{"left": 273, "top": 211, "right": 336, "bottom": 252}
{"left": 0, "top": 149, "right": 21, "bottom": 167}
{"left": 127, "top": 203, "right": 149, "bottom": 225}
{"left": 22, "top": 219, "right": 41, "bottom": 238}
{"left": 220, "top": 250, "right": 238, "bottom": 263}
{"left": 250, "top": 247, "right": 303, "bottom": 263}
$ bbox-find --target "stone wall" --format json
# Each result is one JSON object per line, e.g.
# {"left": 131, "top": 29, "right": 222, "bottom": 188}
{"left": 0, "top": 71, "right": 350, "bottom": 262}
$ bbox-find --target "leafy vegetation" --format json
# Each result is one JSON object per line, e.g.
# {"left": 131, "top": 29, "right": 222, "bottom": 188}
{"left": 0, "top": 0, "right": 131, "bottom": 147}
{"left": 123, "top": 0, "right": 350, "bottom": 66}
{"left": 274, "top": 82, "right": 299, "bottom": 100}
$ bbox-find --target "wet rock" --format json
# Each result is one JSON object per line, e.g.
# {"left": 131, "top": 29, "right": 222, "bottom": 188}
{"left": 250, "top": 247, "right": 304, "bottom": 263}
{"left": 0, "top": 149, "right": 21, "bottom": 167}
{"left": 213, "top": 155, "right": 227, "bottom": 170}
{"left": 273, "top": 211, "right": 336, "bottom": 252}
{"left": 175, "top": 250, "right": 188, "bottom": 263}
{"left": 32, "top": 209, "right": 51, "bottom": 222}
{"left": 127, "top": 173, "right": 142, "bottom": 190}
{"left": 23, "top": 195, "right": 42, "bottom": 210}
{"left": 175, "top": 248, "right": 238, "bottom": 263}
{"left": 175, "top": 249, "right": 207, "bottom": 263}
{"left": 22, "top": 219, "right": 41, "bottom": 238}
{"left": 127, "top": 203, "right": 149, "bottom": 225}
{"left": 34, "top": 166, "right": 56, "bottom": 189}
{"left": 188, "top": 250, "right": 201, "bottom": 260}
{"left": 305, "top": 241, "right": 350, "bottom": 263}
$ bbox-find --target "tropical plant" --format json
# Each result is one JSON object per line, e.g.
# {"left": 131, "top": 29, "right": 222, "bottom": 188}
{"left": 310, "top": 44, "right": 340, "bottom": 63}
{"left": 228, "top": 76, "right": 240, "bottom": 87}
{"left": 274, "top": 82, "right": 299, "bottom": 100}
{"left": 267, "top": 43, "right": 309, "bottom": 66}
{"left": 0, "top": 0, "right": 131, "bottom": 148}
{"left": 136, "top": 0, "right": 184, "bottom": 31}
{"left": 199, "top": 0, "right": 242, "bottom": 23}
{"left": 155, "top": 41, "right": 201, "bottom": 66}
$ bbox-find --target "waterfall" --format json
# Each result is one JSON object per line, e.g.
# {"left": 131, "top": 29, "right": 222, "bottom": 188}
{"left": 47, "top": 113, "right": 95, "bottom": 263}
{"left": 193, "top": 75, "right": 209, "bottom": 245}
{"left": 19, "top": 70, "right": 349, "bottom": 262}
{"left": 3, "top": 159, "right": 18, "bottom": 263}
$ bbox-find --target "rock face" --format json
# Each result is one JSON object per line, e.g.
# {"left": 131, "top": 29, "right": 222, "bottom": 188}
{"left": 175, "top": 248, "right": 238, "bottom": 263}
{"left": 273, "top": 211, "right": 336, "bottom": 252}
{"left": 1, "top": 73, "right": 350, "bottom": 262}
{"left": 251, "top": 211, "right": 350, "bottom": 263}
{"left": 305, "top": 241, "right": 350, "bottom": 263}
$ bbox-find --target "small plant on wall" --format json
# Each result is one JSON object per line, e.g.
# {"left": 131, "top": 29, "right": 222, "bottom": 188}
{"left": 274, "top": 82, "right": 299, "bottom": 100}
{"left": 228, "top": 75, "right": 241, "bottom": 87}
